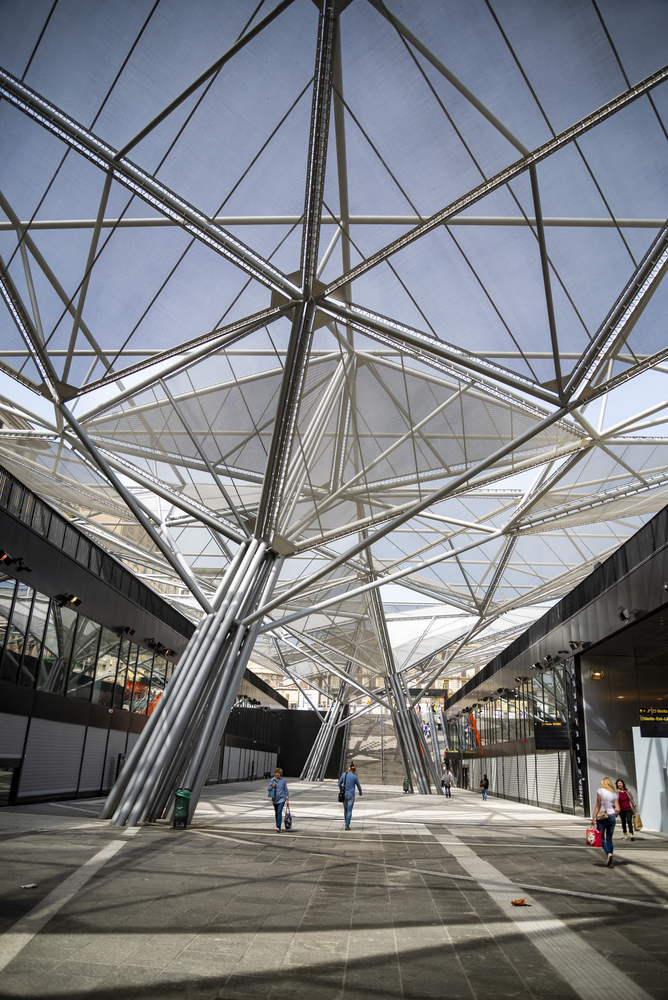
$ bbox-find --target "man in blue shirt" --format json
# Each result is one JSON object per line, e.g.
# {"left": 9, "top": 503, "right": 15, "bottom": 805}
{"left": 338, "top": 764, "right": 362, "bottom": 830}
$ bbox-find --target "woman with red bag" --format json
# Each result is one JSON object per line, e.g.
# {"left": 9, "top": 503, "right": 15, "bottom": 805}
{"left": 592, "top": 776, "right": 620, "bottom": 867}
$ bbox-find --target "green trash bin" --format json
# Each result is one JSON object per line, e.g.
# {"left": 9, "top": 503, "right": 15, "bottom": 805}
{"left": 173, "top": 788, "right": 192, "bottom": 828}
{"left": 403, "top": 778, "right": 410, "bottom": 794}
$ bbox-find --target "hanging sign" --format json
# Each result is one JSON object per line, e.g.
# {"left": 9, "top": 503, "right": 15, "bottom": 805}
{"left": 534, "top": 721, "right": 570, "bottom": 749}
{"left": 639, "top": 706, "right": 668, "bottom": 738}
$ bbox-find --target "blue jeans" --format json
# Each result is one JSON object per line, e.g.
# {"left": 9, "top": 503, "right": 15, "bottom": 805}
{"left": 344, "top": 794, "right": 355, "bottom": 827}
{"left": 482, "top": 789, "right": 488, "bottom": 801}
{"left": 597, "top": 814, "right": 616, "bottom": 855}
{"left": 274, "top": 801, "right": 285, "bottom": 829}
{"left": 444, "top": 786, "right": 451, "bottom": 798}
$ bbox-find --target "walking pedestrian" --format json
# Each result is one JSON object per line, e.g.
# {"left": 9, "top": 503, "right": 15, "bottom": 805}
{"left": 480, "top": 773, "right": 489, "bottom": 802}
{"left": 615, "top": 779, "right": 638, "bottom": 841}
{"left": 267, "top": 767, "right": 289, "bottom": 832}
{"left": 339, "top": 764, "right": 362, "bottom": 830}
{"left": 592, "top": 776, "right": 619, "bottom": 867}
{"left": 443, "top": 767, "right": 454, "bottom": 798}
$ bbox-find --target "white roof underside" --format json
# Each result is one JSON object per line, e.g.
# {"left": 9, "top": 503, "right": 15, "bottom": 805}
{"left": 1, "top": 0, "right": 667, "bottom": 699}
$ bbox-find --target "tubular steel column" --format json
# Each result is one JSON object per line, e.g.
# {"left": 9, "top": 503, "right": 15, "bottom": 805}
{"left": 301, "top": 684, "right": 346, "bottom": 781}
{"left": 102, "top": 542, "right": 274, "bottom": 826}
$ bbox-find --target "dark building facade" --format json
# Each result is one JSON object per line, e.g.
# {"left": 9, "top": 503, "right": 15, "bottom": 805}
{"left": 443, "top": 505, "right": 668, "bottom": 830}
{"left": 0, "top": 465, "right": 317, "bottom": 805}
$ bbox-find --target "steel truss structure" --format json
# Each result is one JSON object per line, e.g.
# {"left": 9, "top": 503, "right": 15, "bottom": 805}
{"left": 1, "top": 0, "right": 668, "bottom": 813}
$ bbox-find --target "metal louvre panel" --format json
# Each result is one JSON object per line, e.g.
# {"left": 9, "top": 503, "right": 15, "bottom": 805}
{"left": 490, "top": 758, "right": 499, "bottom": 797}
{"left": 19, "top": 718, "right": 85, "bottom": 798}
{"left": 220, "top": 745, "right": 230, "bottom": 782}
{"left": 102, "top": 730, "right": 127, "bottom": 791}
{"left": 207, "top": 746, "right": 222, "bottom": 784}
{"left": 506, "top": 756, "right": 519, "bottom": 800}
{"left": 526, "top": 754, "right": 539, "bottom": 806}
{"left": 499, "top": 757, "right": 507, "bottom": 797}
{"left": 517, "top": 754, "right": 528, "bottom": 802}
{"left": 226, "top": 746, "right": 241, "bottom": 782}
{"left": 536, "top": 753, "right": 561, "bottom": 810}
{"left": 78, "top": 727, "right": 108, "bottom": 793}
{"left": 559, "top": 751, "right": 574, "bottom": 812}
{"left": 495, "top": 757, "right": 504, "bottom": 796}
{"left": 0, "top": 712, "right": 27, "bottom": 756}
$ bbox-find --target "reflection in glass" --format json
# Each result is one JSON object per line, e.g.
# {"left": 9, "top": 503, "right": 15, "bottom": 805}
{"left": 0, "top": 577, "right": 16, "bottom": 673}
{"left": 92, "top": 628, "right": 120, "bottom": 706}
{"left": 130, "top": 649, "right": 154, "bottom": 714}
{"left": 19, "top": 591, "right": 50, "bottom": 688}
{"left": 0, "top": 584, "right": 34, "bottom": 685}
{"left": 507, "top": 697, "right": 517, "bottom": 741}
{"left": 148, "top": 656, "right": 167, "bottom": 715}
{"left": 36, "top": 603, "right": 78, "bottom": 695}
{"left": 120, "top": 641, "right": 138, "bottom": 711}
{"left": 113, "top": 639, "right": 135, "bottom": 710}
{"left": 67, "top": 616, "right": 101, "bottom": 701}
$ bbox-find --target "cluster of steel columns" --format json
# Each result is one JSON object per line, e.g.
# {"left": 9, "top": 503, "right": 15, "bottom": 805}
{"left": 300, "top": 688, "right": 347, "bottom": 781}
{"left": 99, "top": 540, "right": 281, "bottom": 827}
{"left": 387, "top": 672, "right": 443, "bottom": 795}
{"left": 300, "top": 671, "right": 443, "bottom": 793}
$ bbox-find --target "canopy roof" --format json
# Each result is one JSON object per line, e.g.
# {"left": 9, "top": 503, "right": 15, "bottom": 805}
{"left": 1, "top": 0, "right": 668, "bottom": 704}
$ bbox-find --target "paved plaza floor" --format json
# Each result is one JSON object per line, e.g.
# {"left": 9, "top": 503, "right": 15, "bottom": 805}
{"left": 0, "top": 782, "right": 667, "bottom": 999}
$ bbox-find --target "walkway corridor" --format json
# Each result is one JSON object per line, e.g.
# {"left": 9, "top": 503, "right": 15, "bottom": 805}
{"left": 1, "top": 783, "right": 667, "bottom": 998}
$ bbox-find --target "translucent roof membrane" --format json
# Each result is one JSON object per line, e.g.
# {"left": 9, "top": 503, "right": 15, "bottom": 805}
{"left": 1, "top": 0, "right": 667, "bottom": 703}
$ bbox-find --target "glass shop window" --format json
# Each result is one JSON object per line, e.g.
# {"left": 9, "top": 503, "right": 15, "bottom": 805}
{"left": 148, "top": 656, "right": 167, "bottom": 716}
{"left": 532, "top": 674, "right": 546, "bottom": 722}
{"left": 112, "top": 638, "right": 134, "bottom": 710}
{"left": 130, "top": 649, "right": 154, "bottom": 714}
{"left": 478, "top": 707, "right": 489, "bottom": 746}
{"left": 93, "top": 629, "right": 121, "bottom": 707}
{"left": 36, "top": 603, "right": 78, "bottom": 696}
{"left": 119, "top": 641, "right": 138, "bottom": 711}
{"left": 19, "top": 591, "right": 50, "bottom": 688}
{"left": 541, "top": 671, "right": 560, "bottom": 723}
{"left": 0, "top": 584, "right": 35, "bottom": 685}
{"left": 0, "top": 577, "right": 16, "bottom": 665}
{"left": 507, "top": 696, "right": 518, "bottom": 741}
{"left": 66, "top": 616, "right": 101, "bottom": 701}
{"left": 516, "top": 686, "right": 529, "bottom": 740}
{"left": 552, "top": 667, "right": 569, "bottom": 723}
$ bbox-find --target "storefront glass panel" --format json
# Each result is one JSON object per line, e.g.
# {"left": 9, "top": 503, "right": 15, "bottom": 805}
{"left": 120, "top": 642, "right": 138, "bottom": 711}
{"left": 0, "top": 582, "right": 32, "bottom": 684}
{"left": 131, "top": 650, "right": 154, "bottom": 714}
{"left": 67, "top": 617, "right": 102, "bottom": 701}
{"left": 36, "top": 603, "right": 78, "bottom": 695}
{"left": 19, "top": 591, "right": 50, "bottom": 688}
{"left": 148, "top": 656, "right": 167, "bottom": 715}
{"left": 93, "top": 629, "right": 121, "bottom": 707}
{"left": 0, "top": 577, "right": 16, "bottom": 663}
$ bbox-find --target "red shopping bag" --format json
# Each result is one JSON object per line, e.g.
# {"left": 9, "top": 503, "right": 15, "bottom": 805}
{"left": 585, "top": 826, "right": 602, "bottom": 847}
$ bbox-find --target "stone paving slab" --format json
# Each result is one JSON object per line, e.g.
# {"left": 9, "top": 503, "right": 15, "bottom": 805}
{"left": 0, "top": 783, "right": 666, "bottom": 998}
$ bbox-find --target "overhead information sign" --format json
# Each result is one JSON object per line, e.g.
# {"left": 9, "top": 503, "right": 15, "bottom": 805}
{"left": 639, "top": 706, "right": 668, "bottom": 738}
{"left": 534, "top": 721, "right": 570, "bottom": 750}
